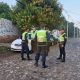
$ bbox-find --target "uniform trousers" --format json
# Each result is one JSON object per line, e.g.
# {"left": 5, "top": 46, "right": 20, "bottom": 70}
{"left": 21, "top": 41, "right": 30, "bottom": 59}
{"left": 35, "top": 42, "right": 47, "bottom": 66}
{"left": 59, "top": 43, "right": 66, "bottom": 61}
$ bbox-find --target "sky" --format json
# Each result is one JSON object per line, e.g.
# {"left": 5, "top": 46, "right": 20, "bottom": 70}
{"left": 0, "top": 0, "right": 16, "bottom": 7}
{"left": 0, "top": 0, "right": 80, "bottom": 28}
{"left": 58, "top": 0, "right": 80, "bottom": 28}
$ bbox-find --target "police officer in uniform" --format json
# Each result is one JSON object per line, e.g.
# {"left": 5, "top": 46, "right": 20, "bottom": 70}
{"left": 57, "top": 28, "right": 66, "bottom": 62}
{"left": 21, "top": 27, "right": 31, "bottom": 60}
{"left": 34, "top": 27, "right": 49, "bottom": 68}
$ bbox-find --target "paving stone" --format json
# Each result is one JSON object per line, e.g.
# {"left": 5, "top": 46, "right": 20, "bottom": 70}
{"left": 0, "top": 38, "right": 80, "bottom": 80}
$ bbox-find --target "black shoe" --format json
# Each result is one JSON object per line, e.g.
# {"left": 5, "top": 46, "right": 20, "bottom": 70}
{"left": 42, "top": 65, "right": 48, "bottom": 68}
{"left": 61, "top": 59, "right": 65, "bottom": 62}
{"left": 27, "top": 58, "right": 32, "bottom": 60}
{"left": 22, "top": 58, "right": 26, "bottom": 60}
{"left": 57, "top": 57, "right": 62, "bottom": 60}
{"left": 34, "top": 62, "right": 38, "bottom": 67}
{"left": 30, "top": 50, "right": 34, "bottom": 54}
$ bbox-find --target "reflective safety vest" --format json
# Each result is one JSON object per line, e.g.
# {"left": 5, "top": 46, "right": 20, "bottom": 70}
{"left": 31, "top": 31, "right": 35, "bottom": 39}
{"left": 58, "top": 33, "right": 65, "bottom": 42}
{"left": 31, "top": 30, "right": 37, "bottom": 39}
{"left": 37, "top": 30, "right": 47, "bottom": 42}
{"left": 22, "top": 31, "right": 27, "bottom": 40}
{"left": 27, "top": 32, "right": 31, "bottom": 39}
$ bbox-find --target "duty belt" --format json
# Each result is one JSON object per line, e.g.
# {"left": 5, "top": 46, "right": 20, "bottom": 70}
{"left": 37, "top": 42, "right": 47, "bottom": 46}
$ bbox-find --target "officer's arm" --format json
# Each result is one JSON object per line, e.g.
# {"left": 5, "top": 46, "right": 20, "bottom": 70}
{"left": 46, "top": 32, "right": 50, "bottom": 41}
{"left": 25, "top": 33, "right": 28, "bottom": 43}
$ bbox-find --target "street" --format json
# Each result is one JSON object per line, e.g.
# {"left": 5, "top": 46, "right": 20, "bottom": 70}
{"left": 0, "top": 38, "right": 80, "bottom": 80}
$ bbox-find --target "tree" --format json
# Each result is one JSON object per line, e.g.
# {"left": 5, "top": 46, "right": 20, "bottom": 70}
{"left": 0, "top": 2, "right": 11, "bottom": 20}
{"left": 11, "top": 0, "right": 63, "bottom": 30}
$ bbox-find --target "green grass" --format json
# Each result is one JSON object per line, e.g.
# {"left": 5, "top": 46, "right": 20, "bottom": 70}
{"left": 0, "top": 46, "right": 11, "bottom": 53}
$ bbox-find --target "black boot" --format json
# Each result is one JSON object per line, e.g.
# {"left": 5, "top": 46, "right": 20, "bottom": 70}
{"left": 27, "top": 53, "right": 32, "bottom": 60}
{"left": 27, "top": 57, "right": 32, "bottom": 60}
{"left": 42, "top": 65, "right": 48, "bottom": 68}
{"left": 57, "top": 57, "right": 62, "bottom": 60}
{"left": 42, "top": 62, "right": 48, "bottom": 68}
{"left": 61, "top": 59, "right": 65, "bottom": 62}
{"left": 22, "top": 58, "right": 26, "bottom": 60}
{"left": 21, "top": 53, "right": 26, "bottom": 60}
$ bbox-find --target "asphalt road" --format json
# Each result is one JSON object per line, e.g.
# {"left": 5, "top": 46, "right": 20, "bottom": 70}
{"left": 0, "top": 38, "right": 80, "bottom": 80}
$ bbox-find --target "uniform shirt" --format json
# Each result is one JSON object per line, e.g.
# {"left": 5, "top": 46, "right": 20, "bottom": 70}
{"left": 35, "top": 30, "right": 49, "bottom": 42}
{"left": 22, "top": 31, "right": 28, "bottom": 43}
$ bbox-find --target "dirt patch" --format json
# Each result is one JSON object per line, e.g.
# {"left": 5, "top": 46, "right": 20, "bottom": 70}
{"left": 0, "top": 46, "right": 16, "bottom": 59}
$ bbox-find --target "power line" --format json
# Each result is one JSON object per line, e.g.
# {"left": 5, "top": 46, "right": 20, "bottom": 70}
{"left": 63, "top": 9, "right": 80, "bottom": 23}
{"left": 63, "top": 9, "right": 80, "bottom": 22}
{"left": 64, "top": 10, "right": 80, "bottom": 16}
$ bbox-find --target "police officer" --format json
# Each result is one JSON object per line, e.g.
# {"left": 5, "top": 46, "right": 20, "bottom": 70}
{"left": 57, "top": 28, "right": 66, "bottom": 62}
{"left": 34, "top": 27, "right": 49, "bottom": 68}
{"left": 21, "top": 27, "right": 31, "bottom": 60}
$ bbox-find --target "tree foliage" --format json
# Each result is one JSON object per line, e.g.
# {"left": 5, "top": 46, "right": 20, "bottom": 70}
{"left": 0, "top": 1, "right": 79, "bottom": 38}
{"left": 11, "top": 0, "right": 63, "bottom": 30}
{"left": 0, "top": 2, "right": 11, "bottom": 20}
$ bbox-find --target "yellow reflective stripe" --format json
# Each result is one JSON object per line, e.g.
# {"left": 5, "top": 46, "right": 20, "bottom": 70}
{"left": 58, "top": 34, "right": 64, "bottom": 42}
{"left": 22, "top": 32, "right": 27, "bottom": 40}
{"left": 31, "top": 30, "right": 37, "bottom": 39}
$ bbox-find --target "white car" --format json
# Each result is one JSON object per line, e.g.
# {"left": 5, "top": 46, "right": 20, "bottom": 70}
{"left": 52, "top": 29, "right": 60, "bottom": 39}
{"left": 11, "top": 38, "right": 32, "bottom": 51}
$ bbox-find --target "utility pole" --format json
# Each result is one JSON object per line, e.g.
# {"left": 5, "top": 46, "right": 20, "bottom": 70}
{"left": 67, "top": 15, "right": 69, "bottom": 38}
{"left": 77, "top": 28, "right": 79, "bottom": 38}
{"left": 74, "top": 26, "right": 75, "bottom": 38}
{"left": 79, "top": 29, "right": 80, "bottom": 37}
{"left": 67, "top": 21, "right": 68, "bottom": 38}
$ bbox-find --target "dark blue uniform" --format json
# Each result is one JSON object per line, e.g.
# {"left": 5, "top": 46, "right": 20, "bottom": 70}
{"left": 21, "top": 32, "right": 31, "bottom": 60}
{"left": 57, "top": 33, "right": 67, "bottom": 62}
{"left": 34, "top": 30, "right": 49, "bottom": 68}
